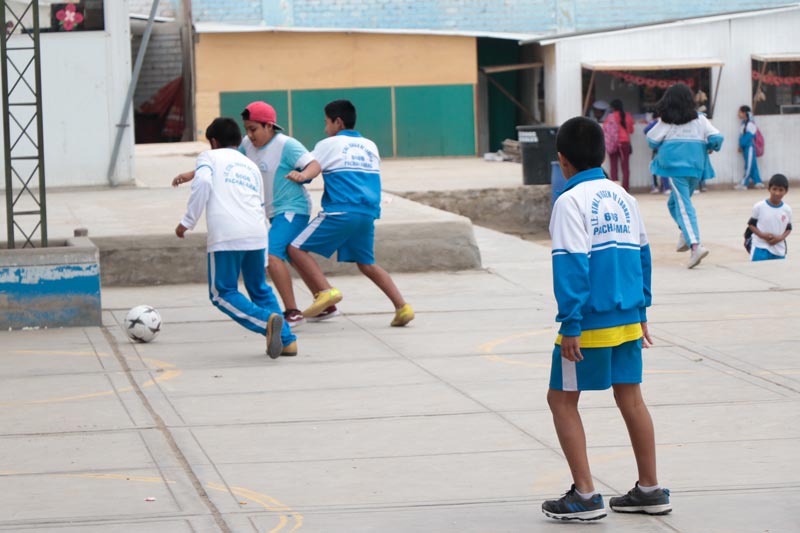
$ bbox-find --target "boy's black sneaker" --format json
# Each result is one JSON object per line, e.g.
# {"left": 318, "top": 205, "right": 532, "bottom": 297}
{"left": 541, "top": 484, "right": 606, "bottom": 521}
{"left": 609, "top": 482, "right": 672, "bottom": 515}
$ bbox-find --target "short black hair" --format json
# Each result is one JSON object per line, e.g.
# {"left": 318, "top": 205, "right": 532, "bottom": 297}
{"left": 240, "top": 108, "right": 267, "bottom": 127}
{"left": 205, "top": 117, "right": 242, "bottom": 148}
{"left": 324, "top": 99, "right": 357, "bottom": 129}
{"left": 656, "top": 83, "right": 697, "bottom": 125}
{"left": 556, "top": 116, "right": 605, "bottom": 171}
{"left": 769, "top": 173, "right": 789, "bottom": 189}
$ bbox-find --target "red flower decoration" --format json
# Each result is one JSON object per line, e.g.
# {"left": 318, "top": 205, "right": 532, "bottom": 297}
{"left": 56, "top": 4, "right": 84, "bottom": 31}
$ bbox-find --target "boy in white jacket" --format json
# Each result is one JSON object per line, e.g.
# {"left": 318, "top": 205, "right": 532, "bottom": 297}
{"left": 175, "top": 117, "right": 294, "bottom": 358}
{"left": 542, "top": 117, "right": 670, "bottom": 521}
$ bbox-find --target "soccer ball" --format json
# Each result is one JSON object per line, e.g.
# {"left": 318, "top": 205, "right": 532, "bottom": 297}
{"left": 124, "top": 305, "right": 162, "bottom": 343}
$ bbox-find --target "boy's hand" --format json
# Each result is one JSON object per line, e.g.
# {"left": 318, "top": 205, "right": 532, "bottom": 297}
{"left": 560, "top": 336, "right": 583, "bottom": 362}
{"left": 641, "top": 322, "right": 653, "bottom": 348}
{"left": 172, "top": 171, "right": 194, "bottom": 187}
{"left": 175, "top": 223, "right": 188, "bottom": 238}
{"left": 285, "top": 170, "right": 306, "bottom": 183}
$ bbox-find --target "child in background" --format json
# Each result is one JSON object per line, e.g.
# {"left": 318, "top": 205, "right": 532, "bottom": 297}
{"left": 646, "top": 83, "right": 724, "bottom": 269}
{"left": 735, "top": 105, "right": 764, "bottom": 190}
{"left": 604, "top": 99, "right": 635, "bottom": 191}
{"left": 174, "top": 117, "right": 293, "bottom": 358}
{"left": 542, "top": 116, "right": 669, "bottom": 521}
{"left": 288, "top": 100, "right": 414, "bottom": 327}
{"left": 746, "top": 173, "right": 792, "bottom": 261}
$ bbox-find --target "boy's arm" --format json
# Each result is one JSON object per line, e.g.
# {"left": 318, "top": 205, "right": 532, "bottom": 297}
{"left": 550, "top": 196, "right": 591, "bottom": 338}
{"left": 172, "top": 170, "right": 195, "bottom": 187}
{"left": 176, "top": 165, "right": 212, "bottom": 238}
{"left": 286, "top": 160, "right": 321, "bottom": 183}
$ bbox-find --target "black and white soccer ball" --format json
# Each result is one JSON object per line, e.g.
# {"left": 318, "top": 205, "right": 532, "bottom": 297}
{"left": 124, "top": 305, "right": 162, "bottom": 343}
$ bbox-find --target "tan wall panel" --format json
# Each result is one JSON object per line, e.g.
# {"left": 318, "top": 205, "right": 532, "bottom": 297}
{"left": 195, "top": 91, "right": 221, "bottom": 137}
{"left": 196, "top": 32, "right": 477, "bottom": 93}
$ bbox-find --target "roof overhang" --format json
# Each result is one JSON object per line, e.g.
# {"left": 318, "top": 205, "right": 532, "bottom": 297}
{"left": 582, "top": 59, "right": 724, "bottom": 71}
{"left": 194, "top": 22, "right": 545, "bottom": 42}
{"left": 752, "top": 53, "right": 800, "bottom": 62}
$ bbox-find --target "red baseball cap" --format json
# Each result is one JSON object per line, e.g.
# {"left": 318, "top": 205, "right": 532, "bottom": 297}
{"left": 244, "top": 101, "right": 284, "bottom": 131}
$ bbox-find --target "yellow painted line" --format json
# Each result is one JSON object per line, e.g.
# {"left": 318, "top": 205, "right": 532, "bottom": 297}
{"left": 207, "top": 482, "right": 303, "bottom": 532}
{"left": 0, "top": 354, "right": 181, "bottom": 407}
{"left": 478, "top": 328, "right": 556, "bottom": 353}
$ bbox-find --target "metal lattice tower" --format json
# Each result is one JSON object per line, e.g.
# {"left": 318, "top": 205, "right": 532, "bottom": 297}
{"left": 1, "top": 0, "right": 46, "bottom": 248}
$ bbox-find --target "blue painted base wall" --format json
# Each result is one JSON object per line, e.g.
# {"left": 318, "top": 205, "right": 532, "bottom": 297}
{"left": 0, "top": 242, "right": 102, "bottom": 330}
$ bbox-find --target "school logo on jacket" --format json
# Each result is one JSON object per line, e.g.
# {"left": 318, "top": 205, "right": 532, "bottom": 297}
{"left": 590, "top": 190, "right": 632, "bottom": 236}
{"left": 258, "top": 161, "right": 269, "bottom": 173}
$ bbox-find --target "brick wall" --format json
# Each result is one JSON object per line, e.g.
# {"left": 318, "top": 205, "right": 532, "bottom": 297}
{"left": 191, "top": 0, "right": 794, "bottom": 33}
{"left": 132, "top": 28, "right": 183, "bottom": 106}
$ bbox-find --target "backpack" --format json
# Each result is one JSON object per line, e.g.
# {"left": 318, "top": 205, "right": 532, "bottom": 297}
{"left": 603, "top": 116, "right": 620, "bottom": 155}
{"left": 754, "top": 127, "right": 765, "bottom": 157}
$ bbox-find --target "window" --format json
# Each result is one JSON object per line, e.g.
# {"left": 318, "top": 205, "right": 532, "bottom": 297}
{"left": 5, "top": 0, "right": 104, "bottom": 34}
{"left": 751, "top": 55, "right": 800, "bottom": 115}
{"left": 580, "top": 60, "right": 722, "bottom": 122}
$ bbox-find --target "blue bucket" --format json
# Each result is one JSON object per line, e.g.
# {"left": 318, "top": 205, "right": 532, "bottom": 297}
{"left": 551, "top": 161, "right": 566, "bottom": 205}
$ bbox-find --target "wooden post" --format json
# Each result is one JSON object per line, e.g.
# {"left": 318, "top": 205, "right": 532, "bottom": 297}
{"left": 582, "top": 69, "right": 597, "bottom": 117}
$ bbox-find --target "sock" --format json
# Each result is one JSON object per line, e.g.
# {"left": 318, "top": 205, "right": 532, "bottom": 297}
{"left": 575, "top": 488, "right": 597, "bottom": 500}
{"left": 638, "top": 483, "right": 660, "bottom": 493}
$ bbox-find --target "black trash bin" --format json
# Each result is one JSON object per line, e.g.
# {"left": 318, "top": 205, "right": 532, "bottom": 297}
{"left": 517, "top": 125, "right": 558, "bottom": 185}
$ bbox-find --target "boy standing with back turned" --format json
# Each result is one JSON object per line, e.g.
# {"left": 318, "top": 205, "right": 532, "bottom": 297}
{"left": 287, "top": 100, "right": 414, "bottom": 327}
{"left": 541, "top": 117, "right": 671, "bottom": 521}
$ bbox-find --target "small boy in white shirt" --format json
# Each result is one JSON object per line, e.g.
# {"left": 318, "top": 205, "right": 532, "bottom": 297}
{"left": 746, "top": 173, "right": 792, "bottom": 261}
{"left": 175, "top": 117, "right": 294, "bottom": 357}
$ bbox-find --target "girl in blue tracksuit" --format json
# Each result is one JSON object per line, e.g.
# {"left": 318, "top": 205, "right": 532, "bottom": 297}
{"left": 736, "top": 105, "right": 762, "bottom": 189}
{"left": 646, "top": 83, "right": 724, "bottom": 269}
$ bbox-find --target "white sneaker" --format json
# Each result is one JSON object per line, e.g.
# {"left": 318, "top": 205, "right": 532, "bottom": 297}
{"left": 734, "top": 184, "right": 747, "bottom": 190}
{"left": 676, "top": 233, "right": 689, "bottom": 252}
{"left": 687, "top": 246, "right": 710, "bottom": 269}
{"left": 754, "top": 182, "right": 766, "bottom": 189}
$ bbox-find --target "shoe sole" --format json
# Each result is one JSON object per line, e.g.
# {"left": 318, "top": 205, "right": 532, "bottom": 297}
{"left": 610, "top": 503, "right": 672, "bottom": 515}
{"left": 542, "top": 509, "right": 607, "bottom": 521}
{"left": 391, "top": 314, "right": 415, "bottom": 327}
{"left": 307, "top": 309, "right": 341, "bottom": 322}
{"left": 266, "top": 314, "right": 284, "bottom": 359}
{"left": 687, "top": 249, "right": 710, "bottom": 269}
{"left": 304, "top": 291, "right": 343, "bottom": 318}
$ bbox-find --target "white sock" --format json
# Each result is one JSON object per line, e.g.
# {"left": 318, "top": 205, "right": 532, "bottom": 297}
{"left": 575, "top": 488, "right": 597, "bottom": 500}
{"left": 638, "top": 483, "right": 660, "bottom": 493}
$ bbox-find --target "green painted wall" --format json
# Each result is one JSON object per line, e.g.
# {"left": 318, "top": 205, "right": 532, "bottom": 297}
{"left": 219, "top": 84, "right": 476, "bottom": 157}
{"left": 395, "top": 84, "right": 475, "bottom": 157}
{"left": 292, "top": 87, "right": 393, "bottom": 156}
{"left": 219, "top": 90, "right": 289, "bottom": 134}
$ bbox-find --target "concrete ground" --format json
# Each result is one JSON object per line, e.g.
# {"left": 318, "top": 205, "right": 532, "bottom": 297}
{"left": 1, "top": 153, "right": 799, "bottom": 532}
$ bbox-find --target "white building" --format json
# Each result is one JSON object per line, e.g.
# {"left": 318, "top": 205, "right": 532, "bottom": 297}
{"left": 532, "top": 4, "right": 800, "bottom": 188}
{"left": 0, "top": 0, "right": 134, "bottom": 189}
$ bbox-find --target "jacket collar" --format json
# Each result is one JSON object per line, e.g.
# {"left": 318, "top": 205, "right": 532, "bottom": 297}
{"left": 562, "top": 167, "right": 607, "bottom": 193}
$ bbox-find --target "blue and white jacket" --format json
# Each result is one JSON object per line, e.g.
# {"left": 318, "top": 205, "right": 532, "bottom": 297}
{"left": 646, "top": 114, "right": 723, "bottom": 180}
{"left": 550, "top": 168, "right": 652, "bottom": 337}
{"left": 312, "top": 130, "right": 382, "bottom": 219}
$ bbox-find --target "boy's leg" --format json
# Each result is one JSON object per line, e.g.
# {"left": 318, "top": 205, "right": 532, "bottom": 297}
{"left": 667, "top": 177, "right": 701, "bottom": 246}
{"left": 241, "top": 249, "right": 296, "bottom": 346}
{"left": 288, "top": 245, "right": 332, "bottom": 294}
{"left": 267, "top": 254, "right": 298, "bottom": 310}
{"left": 612, "top": 383, "right": 658, "bottom": 487}
{"left": 547, "top": 389, "right": 595, "bottom": 493}
{"left": 357, "top": 263, "right": 405, "bottom": 309}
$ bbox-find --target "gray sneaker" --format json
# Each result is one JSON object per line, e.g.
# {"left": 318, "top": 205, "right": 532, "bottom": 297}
{"left": 265, "top": 313, "right": 284, "bottom": 359}
{"left": 676, "top": 233, "right": 689, "bottom": 252}
{"left": 687, "top": 245, "right": 709, "bottom": 269}
{"left": 542, "top": 485, "right": 606, "bottom": 521}
{"left": 610, "top": 482, "right": 672, "bottom": 515}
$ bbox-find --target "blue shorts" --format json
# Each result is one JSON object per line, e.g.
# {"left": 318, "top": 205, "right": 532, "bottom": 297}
{"left": 291, "top": 212, "right": 375, "bottom": 264}
{"left": 268, "top": 212, "right": 310, "bottom": 261}
{"left": 549, "top": 339, "right": 643, "bottom": 391}
{"left": 751, "top": 247, "right": 785, "bottom": 262}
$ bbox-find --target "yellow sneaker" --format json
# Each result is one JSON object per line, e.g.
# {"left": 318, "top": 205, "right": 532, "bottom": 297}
{"left": 391, "top": 303, "right": 415, "bottom": 327}
{"left": 281, "top": 340, "right": 298, "bottom": 357}
{"left": 303, "top": 288, "right": 343, "bottom": 318}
